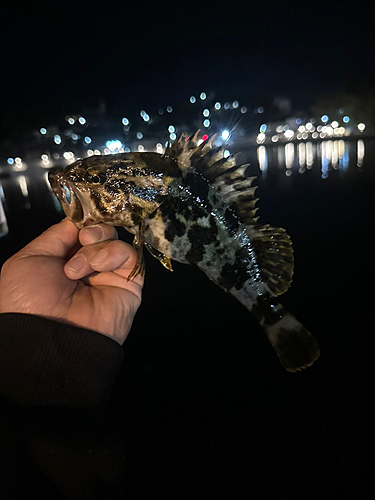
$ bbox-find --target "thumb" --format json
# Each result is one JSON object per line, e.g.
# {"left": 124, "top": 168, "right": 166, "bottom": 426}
{"left": 21, "top": 219, "right": 79, "bottom": 259}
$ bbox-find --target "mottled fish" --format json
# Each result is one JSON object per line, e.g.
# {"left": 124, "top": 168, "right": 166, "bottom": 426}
{"left": 49, "top": 132, "right": 320, "bottom": 372}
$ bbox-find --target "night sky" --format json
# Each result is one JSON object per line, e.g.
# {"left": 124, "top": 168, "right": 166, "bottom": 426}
{"left": 1, "top": 2, "right": 374, "bottom": 139}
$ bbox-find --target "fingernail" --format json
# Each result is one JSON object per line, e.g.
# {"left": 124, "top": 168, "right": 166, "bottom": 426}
{"left": 66, "top": 254, "right": 86, "bottom": 273}
{"left": 83, "top": 225, "right": 104, "bottom": 242}
{"left": 91, "top": 249, "right": 107, "bottom": 266}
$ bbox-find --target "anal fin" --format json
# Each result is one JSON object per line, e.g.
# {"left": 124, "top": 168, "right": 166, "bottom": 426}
{"left": 144, "top": 242, "right": 173, "bottom": 272}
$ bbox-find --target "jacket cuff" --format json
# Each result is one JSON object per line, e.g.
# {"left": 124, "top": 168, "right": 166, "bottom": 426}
{"left": 0, "top": 313, "right": 124, "bottom": 407}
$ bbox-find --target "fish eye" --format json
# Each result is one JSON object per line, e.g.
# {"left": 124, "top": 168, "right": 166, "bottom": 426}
{"left": 88, "top": 172, "right": 106, "bottom": 184}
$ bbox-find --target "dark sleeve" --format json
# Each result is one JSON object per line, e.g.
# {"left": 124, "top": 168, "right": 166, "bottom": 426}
{"left": 0, "top": 313, "right": 126, "bottom": 498}
{"left": 0, "top": 312, "right": 124, "bottom": 407}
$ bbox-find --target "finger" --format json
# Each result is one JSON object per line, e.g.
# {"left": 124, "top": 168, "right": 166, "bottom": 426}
{"left": 79, "top": 223, "right": 118, "bottom": 246}
{"left": 64, "top": 240, "right": 138, "bottom": 280}
{"left": 21, "top": 219, "right": 79, "bottom": 259}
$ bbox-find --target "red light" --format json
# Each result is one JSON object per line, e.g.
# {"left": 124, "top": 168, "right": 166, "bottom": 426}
{"left": 185, "top": 137, "right": 189, "bottom": 142}
{"left": 202, "top": 134, "right": 208, "bottom": 141}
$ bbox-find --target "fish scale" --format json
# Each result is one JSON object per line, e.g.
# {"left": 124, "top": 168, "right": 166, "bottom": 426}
{"left": 49, "top": 132, "right": 320, "bottom": 372}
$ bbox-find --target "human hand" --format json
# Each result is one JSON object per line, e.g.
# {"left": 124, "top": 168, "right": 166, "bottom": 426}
{"left": 0, "top": 219, "right": 144, "bottom": 344}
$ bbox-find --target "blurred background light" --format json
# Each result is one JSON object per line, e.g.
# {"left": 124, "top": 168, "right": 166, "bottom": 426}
{"left": 221, "top": 130, "right": 230, "bottom": 140}
{"left": 78, "top": 117, "right": 86, "bottom": 124}
{"left": 40, "top": 128, "right": 47, "bottom": 135}
{"left": 214, "top": 102, "right": 221, "bottom": 110}
{"left": 166, "top": 106, "right": 173, "bottom": 113}
{"left": 190, "top": 96, "right": 196, "bottom": 103}
{"left": 200, "top": 92, "right": 206, "bottom": 100}
{"left": 54, "top": 134, "right": 61, "bottom": 144}
{"left": 122, "top": 117, "right": 129, "bottom": 125}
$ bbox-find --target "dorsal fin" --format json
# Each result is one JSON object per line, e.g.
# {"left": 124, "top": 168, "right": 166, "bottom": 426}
{"left": 165, "top": 132, "right": 294, "bottom": 295}
{"left": 246, "top": 224, "right": 294, "bottom": 295}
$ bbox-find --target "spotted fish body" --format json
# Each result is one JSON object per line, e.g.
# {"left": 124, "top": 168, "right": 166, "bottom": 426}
{"left": 49, "top": 132, "right": 320, "bottom": 372}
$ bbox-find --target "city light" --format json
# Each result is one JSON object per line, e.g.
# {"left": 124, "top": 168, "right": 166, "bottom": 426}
{"left": 203, "top": 109, "right": 210, "bottom": 117}
{"left": 168, "top": 125, "right": 175, "bottom": 133}
{"left": 232, "top": 100, "right": 239, "bottom": 109}
{"left": 54, "top": 134, "right": 61, "bottom": 144}
{"left": 358, "top": 123, "right": 366, "bottom": 132}
{"left": 203, "top": 119, "right": 210, "bottom": 127}
{"left": 190, "top": 96, "right": 196, "bottom": 103}
{"left": 166, "top": 106, "right": 173, "bottom": 113}
{"left": 214, "top": 102, "right": 221, "bottom": 110}
{"left": 284, "top": 130, "right": 294, "bottom": 140}
{"left": 84, "top": 136, "right": 92, "bottom": 144}
{"left": 200, "top": 92, "right": 206, "bottom": 100}
{"left": 260, "top": 124, "right": 267, "bottom": 132}
{"left": 221, "top": 130, "right": 230, "bottom": 140}
{"left": 78, "top": 117, "right": 86, "bottom": 124}
{"left": 67, "top": 117, "right": 75, "bottom": 125}
{"left": 343, "top": 116, "right": 350, "bottom": 123}
{"left": 106, "top": 140, "right": 123, "bottom": 152}
{"left": 40, "top": 128, "right": 47, "bottom": 135}
{"left": 321, "top": 115, "right": 329, "bottom": 123}
{"left": 256, "top": 133, "right": 266, "bottom": 144}
{"left": 122, "top": 117, "right": 129, "bottom": 125}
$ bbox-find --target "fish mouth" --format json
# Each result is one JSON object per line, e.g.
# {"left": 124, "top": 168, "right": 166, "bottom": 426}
{"left": 48, "top": 170, "right": 85, "bottom": 224}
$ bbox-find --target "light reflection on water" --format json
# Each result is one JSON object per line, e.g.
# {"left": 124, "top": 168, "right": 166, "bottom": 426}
{"left": 254, "top": 139, "right": 366, "bottom": 179}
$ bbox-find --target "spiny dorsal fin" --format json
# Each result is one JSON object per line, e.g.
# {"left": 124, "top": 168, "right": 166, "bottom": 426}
{"left": 166, "top": 133, "right": 294, "bottom": 295}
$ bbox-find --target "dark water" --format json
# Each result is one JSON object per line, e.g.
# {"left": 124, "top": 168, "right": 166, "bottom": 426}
{"left": 0, "top": 139, "right": 373, "bottom": 498}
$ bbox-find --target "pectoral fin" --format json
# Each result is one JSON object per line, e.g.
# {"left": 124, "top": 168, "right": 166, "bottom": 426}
{"left": 144, "top": 242, "right": 173, "bottom": 272}
{"left": 127, "top": 221, "right": 146, "bottom": 280}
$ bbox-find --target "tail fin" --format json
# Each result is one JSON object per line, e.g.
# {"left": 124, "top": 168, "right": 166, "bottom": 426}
{"left": 264, "top": 314, "right": 320, "bottom": 372}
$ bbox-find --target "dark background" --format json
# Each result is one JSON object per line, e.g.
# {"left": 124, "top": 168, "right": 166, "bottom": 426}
{"left": 0, "top": 2, "right": 374, "bottom": 499}
{"left": 1, "top": 2, "right": 374, "bottom": 138}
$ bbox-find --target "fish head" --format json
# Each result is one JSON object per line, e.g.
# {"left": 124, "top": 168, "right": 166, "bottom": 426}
{"left": 48, "top": 153, "right": 172, "bottom": 229}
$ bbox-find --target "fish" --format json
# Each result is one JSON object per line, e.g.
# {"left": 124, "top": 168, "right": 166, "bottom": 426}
{"left": 48, "top": 132, "right": 320, "bottom": 372}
